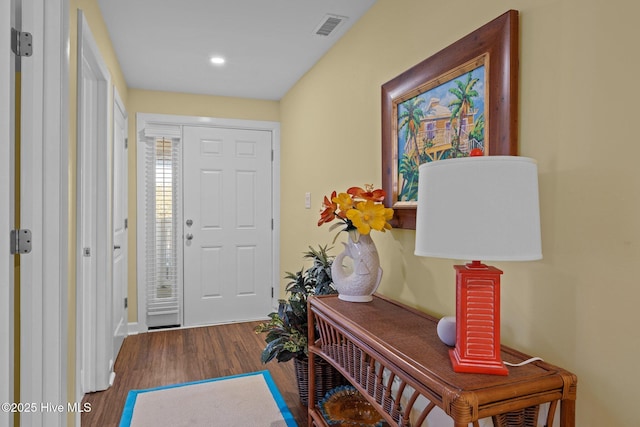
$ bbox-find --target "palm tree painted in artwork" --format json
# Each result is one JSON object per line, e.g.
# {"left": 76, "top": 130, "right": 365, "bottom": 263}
{"left": 469, "top": 113, "right": 485, "bottom": 151}
{"left": 398, "top": 96, "right": 426, "bottom": 166}
{"left": 397, "top": 97, "right": 426, "bottom": 200}
{"left": 448, "top": 73, "right": 479, "bottom": 157}
{"left": 398, "top": 152, "right": 419, "bottom": 201}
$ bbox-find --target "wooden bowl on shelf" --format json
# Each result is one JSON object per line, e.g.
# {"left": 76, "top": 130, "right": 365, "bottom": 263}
{"left": 319, "top": 386, "right": 388, "bottom": 427}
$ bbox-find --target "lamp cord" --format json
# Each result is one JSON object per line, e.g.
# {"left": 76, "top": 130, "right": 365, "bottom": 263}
{"left": 504, "top": 357, "right": 543, "bottom": 367}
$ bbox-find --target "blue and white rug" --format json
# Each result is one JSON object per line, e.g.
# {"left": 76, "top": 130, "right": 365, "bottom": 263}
{"left": 119, "top": 370, "right": 297, "bottom": 427}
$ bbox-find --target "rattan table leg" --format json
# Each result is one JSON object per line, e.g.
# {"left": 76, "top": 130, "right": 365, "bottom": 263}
{"left": 560, "top": 398, "right": 576, "bottom": 426}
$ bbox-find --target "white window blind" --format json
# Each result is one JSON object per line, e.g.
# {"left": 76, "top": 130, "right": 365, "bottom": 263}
{"left": 144, "top": 134, "right": 182, "bottom": 328}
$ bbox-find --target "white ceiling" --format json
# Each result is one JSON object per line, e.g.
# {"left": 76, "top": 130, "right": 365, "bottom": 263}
{"left": 96, "top": 0, "right": 377, "bottom": 101}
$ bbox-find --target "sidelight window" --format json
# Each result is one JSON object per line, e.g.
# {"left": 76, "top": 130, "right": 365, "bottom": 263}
{"left": 143, "top": 131, "right": 182, "bottom": 328}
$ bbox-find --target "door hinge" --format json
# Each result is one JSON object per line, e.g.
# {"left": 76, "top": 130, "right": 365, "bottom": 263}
{"left": 125, "top": 137, "right": 128, "bottom": 149}
{"left": 271, "top": 218, "right": 274, "bottom": 230}
{"left": 10, "top": 229, "right": 32, "bottom": 254}
{"left": 124, "top": 218, "right": 128, "bottom": 229}
{"left": 271, "top": 287, "right": 274, "bottom": 298}
{"left": 11, "top": 28, "right": 33, "bottom": 57}
{"left": 124, "top": 297, "right": 128, "bottom": 309}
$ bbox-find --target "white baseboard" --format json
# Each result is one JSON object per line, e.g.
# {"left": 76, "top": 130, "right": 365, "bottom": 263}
{"left": 127, "top": 322, "right": 140, "bottom": 335}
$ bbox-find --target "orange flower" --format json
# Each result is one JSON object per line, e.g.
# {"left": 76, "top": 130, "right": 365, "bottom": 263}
{"left": 347, "top": 185, "right": 386, "bottom": 202}
{"left": 317, "top": 191, "right": 338, "bottom": 226}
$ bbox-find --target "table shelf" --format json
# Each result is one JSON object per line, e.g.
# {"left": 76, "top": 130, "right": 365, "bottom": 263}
{"left": 307, "top": 294, "right": 577, "bottom": 427}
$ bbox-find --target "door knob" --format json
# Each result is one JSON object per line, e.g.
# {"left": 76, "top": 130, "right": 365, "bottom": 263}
{"left": 185, "top": 233, "right": 194, "bottom": 241}
{"left": 186, "top": 219, "right": 193, "bottom": 227}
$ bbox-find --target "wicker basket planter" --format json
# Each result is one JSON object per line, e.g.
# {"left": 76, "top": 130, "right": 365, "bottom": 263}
{"left": 294, "top": 356, "right": 348, "bottom": 406}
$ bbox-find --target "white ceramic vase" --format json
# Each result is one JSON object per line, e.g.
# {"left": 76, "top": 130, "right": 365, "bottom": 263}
{"left": 331, "top": 233, "right": 383, "bottom": 302}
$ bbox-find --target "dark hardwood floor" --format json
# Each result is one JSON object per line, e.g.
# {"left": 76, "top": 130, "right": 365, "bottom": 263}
{"left": 81, "top": 321, "right": 308, "bottom": 426}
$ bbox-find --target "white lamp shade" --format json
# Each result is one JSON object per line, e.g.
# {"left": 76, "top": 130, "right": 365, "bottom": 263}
{"left": 414, "top": 156, "right": 542, "bottom": 261}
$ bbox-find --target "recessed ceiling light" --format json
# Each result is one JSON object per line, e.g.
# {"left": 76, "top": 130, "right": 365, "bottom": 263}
{"left": 210, "top": 56, "right": 225, "bottom": 65}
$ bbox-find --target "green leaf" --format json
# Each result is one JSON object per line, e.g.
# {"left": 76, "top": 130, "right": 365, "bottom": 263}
{"left": 257, "top": 245, "right": 338, "bottom": 364}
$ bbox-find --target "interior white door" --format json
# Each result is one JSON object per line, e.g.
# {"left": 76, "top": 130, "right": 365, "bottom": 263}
{"left": 77, "top": 10, "right": 112, "bottom": 393}
{"left": 183, "top": 126, "right": 273, "bottom": 326}
{"left": 112, "top": 89, "right": 128, "bottom": 364}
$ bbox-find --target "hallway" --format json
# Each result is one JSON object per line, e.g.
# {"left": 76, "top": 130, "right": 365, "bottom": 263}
{"left": 81, "top": 322, "right": 307, "bottom": 426}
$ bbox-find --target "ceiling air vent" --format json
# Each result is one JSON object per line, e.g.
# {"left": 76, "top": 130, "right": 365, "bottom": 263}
{"left": 314, "top": 14, "right": 348, "bottom": 37}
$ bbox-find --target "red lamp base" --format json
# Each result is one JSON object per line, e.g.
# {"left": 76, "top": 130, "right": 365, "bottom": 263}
{"left": 450, "top": 261, "right": 509, "bottom": 376}
{"left": 449, "top": 347, "right": 508, "bottom": 375}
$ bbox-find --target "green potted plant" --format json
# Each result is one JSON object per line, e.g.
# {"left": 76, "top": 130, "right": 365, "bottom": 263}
{"left": 255, "top": 245, "right": 346, "bottom": 404}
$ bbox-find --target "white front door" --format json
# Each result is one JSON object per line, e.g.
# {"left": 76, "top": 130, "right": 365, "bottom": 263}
{"left": 183, "top": 126, "right": 273, "bottom": 326}
{"left": 112, "top": 89, "right": 128, "bottom": 363}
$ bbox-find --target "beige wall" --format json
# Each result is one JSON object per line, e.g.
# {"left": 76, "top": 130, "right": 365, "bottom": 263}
{"left": 280, "top": 0, "right": 639, "bottom": 426}
{"left": 125, "top": 90, "right": 279, "bottom": 321}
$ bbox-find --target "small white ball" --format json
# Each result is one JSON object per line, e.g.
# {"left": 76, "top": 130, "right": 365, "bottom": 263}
{"left": 437, "top": 316, "right": 456, "bottom": 347}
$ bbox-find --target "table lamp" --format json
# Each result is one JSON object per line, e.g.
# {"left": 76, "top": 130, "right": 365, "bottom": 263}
{"left": 414, "top": 155, "right": 542, "bottom": 375}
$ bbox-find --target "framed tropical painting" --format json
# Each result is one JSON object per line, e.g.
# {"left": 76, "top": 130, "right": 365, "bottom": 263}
{"left": 381, "top": 10, "right": 519, "bottom": 229}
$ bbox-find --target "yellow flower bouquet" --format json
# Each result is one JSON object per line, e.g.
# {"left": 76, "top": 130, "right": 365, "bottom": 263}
{"left": 318, "top": 184, "right": 394, "bottom": 242}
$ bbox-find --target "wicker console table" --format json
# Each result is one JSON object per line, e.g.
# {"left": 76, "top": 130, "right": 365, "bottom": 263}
{"left": 307, "top": 294, "right": 577, "bottom": 427}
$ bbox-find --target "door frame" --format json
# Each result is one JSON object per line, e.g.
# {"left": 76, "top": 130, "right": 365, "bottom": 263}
{"left": 18, "top": 0, "right": 69, "bottom": 426}
{"left": 76, "top": 9, "right": 113, "bottom": 393}
{"left": 1, "top": 0, "right": 15, "bottom": 424}
{"left": 135, "top": 113, "right": 281, "bottom": 332}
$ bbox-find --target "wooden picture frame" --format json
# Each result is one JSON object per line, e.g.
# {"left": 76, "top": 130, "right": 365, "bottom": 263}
{"left": 381, "top": 10, "right": 519, "bottom": 229}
